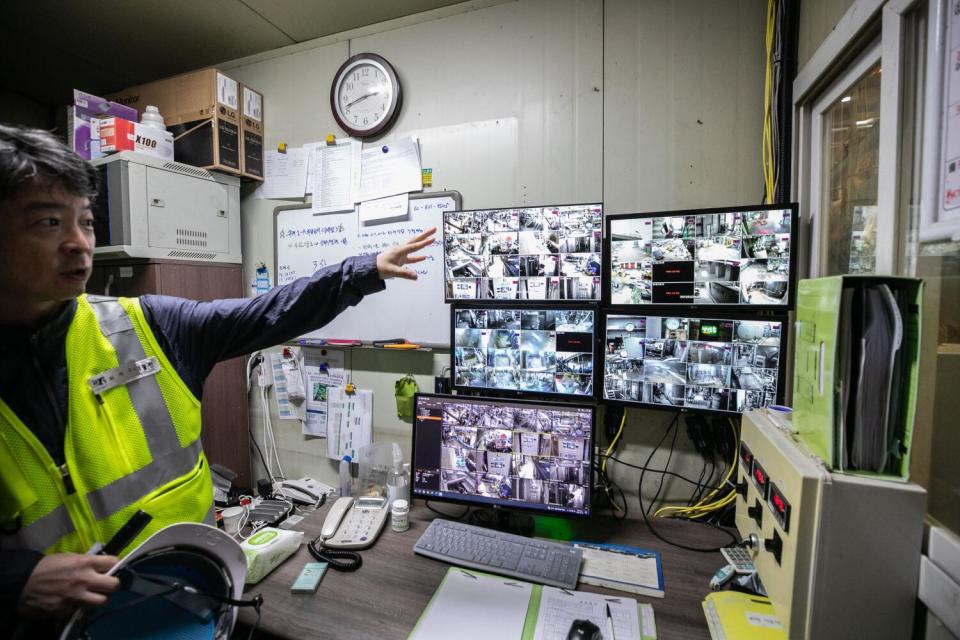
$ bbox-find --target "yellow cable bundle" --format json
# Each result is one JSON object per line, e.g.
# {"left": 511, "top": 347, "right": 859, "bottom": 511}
{"left": 762, "top": 0, "right": 777, "bottom": 204}
{"left": 654, "top": 419, "right": 739, "bottom": 519}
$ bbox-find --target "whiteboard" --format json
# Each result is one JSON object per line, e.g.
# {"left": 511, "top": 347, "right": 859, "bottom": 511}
{"left": 274, "top": 191, "right": 460, "bottom": 347}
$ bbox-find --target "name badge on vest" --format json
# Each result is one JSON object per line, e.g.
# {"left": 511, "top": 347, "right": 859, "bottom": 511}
{"left": 88, "top": 357, "right": 162, "bottom": 403}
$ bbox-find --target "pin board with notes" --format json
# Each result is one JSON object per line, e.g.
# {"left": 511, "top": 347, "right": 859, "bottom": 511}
{"left": 273, "top": 191, "right": 460, "bottom": 347}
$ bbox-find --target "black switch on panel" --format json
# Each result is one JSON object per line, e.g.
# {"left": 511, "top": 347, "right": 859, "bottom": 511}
{"left": 747, "top": 499, "right": 763, "bottom": 527}
{"left": 764, "top": 530, "right": 783, "bottom": 565}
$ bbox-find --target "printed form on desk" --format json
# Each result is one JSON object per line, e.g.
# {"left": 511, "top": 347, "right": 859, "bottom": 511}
{"left": 408, "top": 568, "right": 654, "bottom": 640}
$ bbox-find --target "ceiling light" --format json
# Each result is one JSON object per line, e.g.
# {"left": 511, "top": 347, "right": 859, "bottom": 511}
{"left": 841, "top": 96, "right": 852, "bottom": 103}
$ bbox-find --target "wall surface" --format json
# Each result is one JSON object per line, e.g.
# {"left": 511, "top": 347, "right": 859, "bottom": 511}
{"left": 222, "top": 0, "right": 768, "bottom": 509}
{"left": 798, "top": 0, "right": 858, "bottom": 70}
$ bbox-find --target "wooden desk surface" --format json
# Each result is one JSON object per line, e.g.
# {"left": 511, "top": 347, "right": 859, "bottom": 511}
{"left": 238, "top": 502, "right": 727, "bottom": 639}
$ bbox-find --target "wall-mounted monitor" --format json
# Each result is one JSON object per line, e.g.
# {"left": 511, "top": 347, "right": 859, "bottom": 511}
{"left": 452, "top": 304, "right": 597, "bottom": 399}
{"left": 444, "top": 204, "right": 603, "bottom": 301}
{"left": 604, "top": 203, "right": 798, "bottom": 310}
{"left": 412, "top": 393, "right": 594, "bottom": 517}
{"left": 603, "top": 313, "right": 787, "bottom": 414}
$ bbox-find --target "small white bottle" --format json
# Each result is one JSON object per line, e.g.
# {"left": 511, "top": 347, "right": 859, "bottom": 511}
{"left": 391, "top": 499, "right": 409, "bottom": 532}
{"left": 139, "top": 105, "right": 167, "bottom": 131}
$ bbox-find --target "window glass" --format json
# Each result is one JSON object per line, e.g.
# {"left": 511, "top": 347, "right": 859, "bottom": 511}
{"left": 820, "top": 63, "right": 882, "bottom": 275}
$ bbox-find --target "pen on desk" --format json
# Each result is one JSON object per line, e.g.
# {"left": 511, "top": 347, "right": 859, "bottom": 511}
{"left": 605, "top": 603, "right": 617, "bottom": 640}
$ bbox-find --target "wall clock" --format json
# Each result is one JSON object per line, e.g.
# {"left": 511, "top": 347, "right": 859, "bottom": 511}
{"left": 330, "top": 52, "right": 402, "bottom": 138}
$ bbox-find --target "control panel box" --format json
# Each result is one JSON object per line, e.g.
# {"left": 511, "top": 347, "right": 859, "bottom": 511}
{"left": 736, "top": 410, "right": 926, "bottom": 639}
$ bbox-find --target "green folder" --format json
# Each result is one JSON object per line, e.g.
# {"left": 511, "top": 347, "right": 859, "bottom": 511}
{"left": 792, "top": 276, "right": 922, "bottom": 480}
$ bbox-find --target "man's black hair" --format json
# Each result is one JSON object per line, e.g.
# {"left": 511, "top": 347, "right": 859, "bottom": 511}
{"left": 0, "top": 122, "right": 98, "bottom": 202}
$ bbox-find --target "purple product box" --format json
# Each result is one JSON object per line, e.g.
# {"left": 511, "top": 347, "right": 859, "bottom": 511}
{"left": 67, "top": 89, "right": 139, "bottom": 160}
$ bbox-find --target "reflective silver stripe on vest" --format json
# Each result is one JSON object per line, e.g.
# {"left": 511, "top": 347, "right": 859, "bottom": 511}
{"left": 86, "top": 298, "right": 182, "bottom": 459}
{"left": 86, "top": 438, "right": 204, "bottom": 520}
{"left": 0, "top": 505, "right": 74, "bottom": 553}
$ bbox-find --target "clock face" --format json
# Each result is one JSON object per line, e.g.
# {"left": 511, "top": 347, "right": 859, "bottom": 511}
{"left": 331, "top": 53, "right": 401, "bottom": 138}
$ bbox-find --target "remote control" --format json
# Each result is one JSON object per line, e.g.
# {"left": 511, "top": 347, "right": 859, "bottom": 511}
{"left": 721, "top": 546, "right": 757, "bottom": 574}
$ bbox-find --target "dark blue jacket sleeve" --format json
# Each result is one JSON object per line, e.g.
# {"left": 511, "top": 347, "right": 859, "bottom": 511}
{"left": 140, "top": 254, "right": 385, "bottom": 398}
{"left": 0, "top": 550, "right": 42, "bottom": 635}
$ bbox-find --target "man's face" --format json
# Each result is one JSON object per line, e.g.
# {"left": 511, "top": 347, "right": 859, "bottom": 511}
{"left": 0, "top": 178, "right": 94, "bottom": 324}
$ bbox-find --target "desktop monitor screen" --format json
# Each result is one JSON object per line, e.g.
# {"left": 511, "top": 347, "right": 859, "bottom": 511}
{"left": 603, "top": 313, "right": 786, "bottom": 414}
{"left": 444, "top": 203, "right": 603, "bottom": 301}
{"left": 411, "top": 394, "right": 594, "bottom": 517}
{"left": 605, "top": 203, "right": 797, "bottom": 310}
{"left": 452, "top": 305, "right": 597, "bottom": 399}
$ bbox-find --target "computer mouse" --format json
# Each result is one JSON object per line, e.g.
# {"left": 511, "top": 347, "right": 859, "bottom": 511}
{"left": 566, "top": 618, "right": 602, "bottom": 640}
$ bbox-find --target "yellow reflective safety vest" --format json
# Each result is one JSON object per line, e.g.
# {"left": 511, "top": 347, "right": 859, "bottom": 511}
{"left": 0, "top": 295, "right": 213, "bottom": 556}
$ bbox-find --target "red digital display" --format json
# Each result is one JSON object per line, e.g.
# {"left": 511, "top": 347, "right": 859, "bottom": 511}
{"left": 752, "top": 461, "right": 769, "bottom": 498}
{"left": 739, "top": 443, "right": 753, "bottom": 470}
{"left": 768, "top": 482, "right": 790, "bottom": 532}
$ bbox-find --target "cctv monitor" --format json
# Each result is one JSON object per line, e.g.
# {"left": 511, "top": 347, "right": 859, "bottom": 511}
{"left": 603, "top": 313, "right": 787, "bottom": 414}
{"left": 411, "top": 394, "right": 594, "bottom": 520}
{"left": 604, "top": 203, "right": 798, "bottom": 310}
{"left": 444, "top": 203, "right": 603, "bottom": 302}
{"left": 452, "top": 304, "right": 598, "bottom": 399}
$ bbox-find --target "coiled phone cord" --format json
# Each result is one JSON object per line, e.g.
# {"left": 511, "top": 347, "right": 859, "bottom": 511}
{"left": 307, "top": 536, "right": 363, "bottom": 572}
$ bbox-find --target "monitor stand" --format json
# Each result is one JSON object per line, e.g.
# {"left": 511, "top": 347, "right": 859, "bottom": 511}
{"left": 467, "top": 507, "right": 535, "bottom": 537}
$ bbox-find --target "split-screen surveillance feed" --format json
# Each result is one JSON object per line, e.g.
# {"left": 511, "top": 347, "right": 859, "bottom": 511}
{"left": 453, "top": 307, "right": 595, "bottom": 397}
{"left": 444, "top": 204, "right": 603, "bottom": 301}
{"left": 604, "top": 314, "right": 783, "bottom": 413}
{"left": 608, "top": 207, "right": 793, "bottom": 307}
{"left": 412, "top": 395, "right": 593, "bottom": 516}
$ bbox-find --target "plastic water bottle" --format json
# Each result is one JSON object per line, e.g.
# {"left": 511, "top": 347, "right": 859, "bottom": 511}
{"left": 139, "top": 105, "right": 167, "bottom": 131}
{"left": 339, "top": 455, "right": 352, "bottom": 497}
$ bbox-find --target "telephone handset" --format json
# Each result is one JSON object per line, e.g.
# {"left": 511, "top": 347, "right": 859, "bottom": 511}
{"left": 319, "top": 496, "right": 389, "bottom": 550}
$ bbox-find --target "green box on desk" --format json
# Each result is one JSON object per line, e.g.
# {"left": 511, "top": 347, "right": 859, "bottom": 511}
{"left": 792, "top": 275, "right": 923, "bottom": 481}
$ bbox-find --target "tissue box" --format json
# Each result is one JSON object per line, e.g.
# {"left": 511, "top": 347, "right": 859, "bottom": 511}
{"left": 98, "top": 117, "right": 174, "bottom": 161}
{"left": 240, "top": 527, "right": 303, "bottom": 584}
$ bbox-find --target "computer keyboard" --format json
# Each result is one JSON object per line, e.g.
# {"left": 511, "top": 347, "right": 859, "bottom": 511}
{"left": 413, "top": 519, "right": 583, "bottom": 589}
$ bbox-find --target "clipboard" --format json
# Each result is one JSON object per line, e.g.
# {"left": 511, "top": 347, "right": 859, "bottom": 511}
{"left": 408, "top": 567, "right": 649, "bottom": 640}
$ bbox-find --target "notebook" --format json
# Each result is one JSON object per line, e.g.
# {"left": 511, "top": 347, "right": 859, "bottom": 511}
{"left": 702, "top": 591, "right": 786, "bottom": 640}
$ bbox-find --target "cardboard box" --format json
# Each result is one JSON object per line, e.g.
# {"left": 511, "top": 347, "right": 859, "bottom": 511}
{"left": 61, "top": 89, "right": 139, "bottom": 160}
{"left": 239, "top": 84, "right": 264, "bottom": 180}
{"left": 97, "top": 117, "right": 174, "bottom": 161}
{"left": 107, "top": 69, "right": 241, "bottom": 173}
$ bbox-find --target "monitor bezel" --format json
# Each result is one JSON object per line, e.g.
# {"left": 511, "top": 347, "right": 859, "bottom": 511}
{"left": 450, "top": 301, "right": 601, "bottom": 402}
{"left": 599, "top": 307, "right": 791, "bottom": 417}
{"left": 602, "top": 202, "right": 799, "bottom": 312}
{"left": 410, "top": 392, "right": 596, "bottom": 518}
{"left": 442, "top": 202, "right": 604, "bottom": 304}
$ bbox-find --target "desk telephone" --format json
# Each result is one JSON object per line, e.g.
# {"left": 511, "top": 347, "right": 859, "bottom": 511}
{"left": 320, "top": 496, "right": 389, "bottom": 550}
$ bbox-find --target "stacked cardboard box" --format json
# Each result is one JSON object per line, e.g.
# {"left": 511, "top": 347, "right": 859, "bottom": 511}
{"left": 108, "top": 69, "right": 250, "bottom": 176}
{"left": 240, "top": 84, "right": 264, "bottom": 180}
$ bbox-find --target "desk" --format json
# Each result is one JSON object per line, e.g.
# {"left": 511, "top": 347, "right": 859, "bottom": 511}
{"left": 238, "top": 502, "right": 726, "bottom": 639}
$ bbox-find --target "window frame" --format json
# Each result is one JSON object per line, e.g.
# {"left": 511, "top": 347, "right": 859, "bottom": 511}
{"left": 794, "top": 0, "right": 923, "bottom": 277}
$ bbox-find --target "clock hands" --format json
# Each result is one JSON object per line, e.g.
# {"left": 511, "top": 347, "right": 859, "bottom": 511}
{"left": 345, "top": 87, "right": 385, "bottom": 108}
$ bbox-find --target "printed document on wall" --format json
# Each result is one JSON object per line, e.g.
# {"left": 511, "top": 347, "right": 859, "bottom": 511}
{"left": 303, "top": 367, "right": 345, "bottom": 438}
{"left": 311, "top": 138, "right": 361, "bottom": 213}
{"left": 254, "top": 148, "right": 308, "bottom": 199}
{"left": 326, "top": 388, "right": 373, "bottom": 460}
{"left": 269, "top": 353, "right": 300, "bottom": 420}
{"left": 357, "top": 136, "right": 421, "bottom": 201}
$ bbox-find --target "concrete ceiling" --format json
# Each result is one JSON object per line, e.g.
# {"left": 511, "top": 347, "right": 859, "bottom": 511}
{"left": 1, "top": 0, "right": 469, "bottom": 107}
